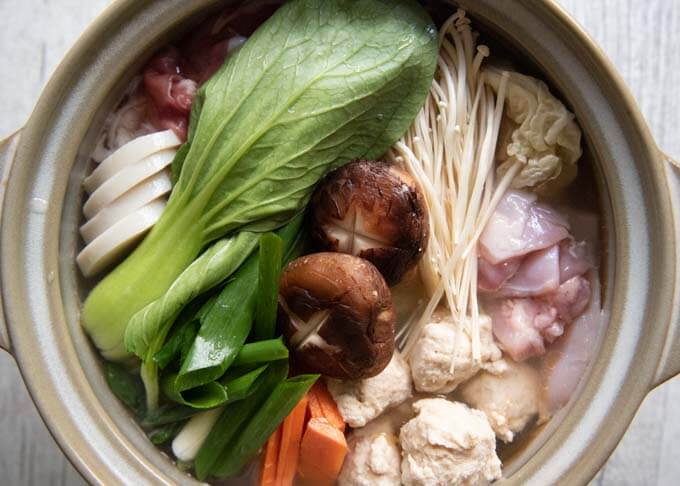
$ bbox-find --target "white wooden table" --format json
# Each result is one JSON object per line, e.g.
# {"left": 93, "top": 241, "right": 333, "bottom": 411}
{"left": 0, "top": 1, "right": 678, "bottom": 484}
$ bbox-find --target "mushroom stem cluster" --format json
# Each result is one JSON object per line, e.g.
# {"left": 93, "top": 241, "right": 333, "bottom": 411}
{"left": 389, "top": 9, "right": 520, "bottom": 361}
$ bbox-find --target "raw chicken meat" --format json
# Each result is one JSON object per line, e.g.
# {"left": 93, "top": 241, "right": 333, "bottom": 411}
{"left": 478, "top": 257, "right": 522, "bottom": 292}
{"left": 479, "top": 191, "right": 595, "bottom": 361}
{"left": 495, "top": 245, "right": 560, "bottom": 298}
{"left": 484, "top": 297, "right": 557, "bottom": 361}
{"left": 479, "top": 190, "right": 570, "bottom": 264}
{"left": 484, "top": 274, "right": 592, "bottom": 361}
{"left": 558, "top": 239, "right": 593, "bottom": 282}
{"left": 542, "top": 273, "right": 603, "bottom": 413}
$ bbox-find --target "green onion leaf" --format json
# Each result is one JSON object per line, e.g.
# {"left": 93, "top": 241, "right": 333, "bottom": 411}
{"left": 174, "top": 217, "right": 303, "bottom": 392}
{"left": 141, "top": 405, "right": 198, "bottom": 428}
{"left": 175, "top": 253, "right": 259, "bottom": 391}
{"left": 194, "top": 361, "right": 290, "bottom": 480}
{"left": 211, "top": 374, "right": 319, "bottom": 478}
{"left": 148, "top": 421, "right": 186, "bottom": 445}
{"left": 254, "top": 233, "right": 283, "bottom": 340}
{"left": 105, "top": 362, "right": 145, "bottom": 416}
{"left": 221, "top": 364, "right": 269, "bottom": 403}
{"left": 162, "top": 372, "right": 229, "bottom": 409}
{"left": 232, "top": 338, "right": 289, "bottom": 367}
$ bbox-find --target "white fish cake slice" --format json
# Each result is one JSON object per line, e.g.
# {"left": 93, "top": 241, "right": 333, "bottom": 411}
{"left": 83, "top": 129, "right": 180, "bottom": 193}
{"left": 83, "top": 149, "right": 175, "bottom": 219}
{"left": 80, "top": 170, "right": 172, "bottom": 243}
{"left": 77, "top": 199, "right": 166, "bottom": 277}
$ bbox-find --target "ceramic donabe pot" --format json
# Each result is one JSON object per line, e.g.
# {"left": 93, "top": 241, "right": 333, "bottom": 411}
{"left": 0, "top": 1, "right": 679, "bottom": 484}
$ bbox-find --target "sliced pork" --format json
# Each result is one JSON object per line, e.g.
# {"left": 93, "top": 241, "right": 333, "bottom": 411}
{"left": 140, "top": 2, "right": 283, "bottom": 140}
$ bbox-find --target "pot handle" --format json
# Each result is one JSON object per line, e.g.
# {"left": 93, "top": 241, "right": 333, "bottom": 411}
{"left": 654, "top": 151, "right": 680, "bottom": 387}
{"left": 0, "top": 130, "right": 21, "bottom": 354}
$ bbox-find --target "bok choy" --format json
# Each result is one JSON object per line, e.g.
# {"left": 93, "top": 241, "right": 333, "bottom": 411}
{"left": 82, "top": 0, "right": 438, "bottom": 361}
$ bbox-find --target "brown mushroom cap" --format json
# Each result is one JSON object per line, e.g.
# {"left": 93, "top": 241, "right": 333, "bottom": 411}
{"left": 278, "top": 252, "right": 396, "bottom": 380}
{"left": 309, "top": 159, "right": 429, "bottom": 286}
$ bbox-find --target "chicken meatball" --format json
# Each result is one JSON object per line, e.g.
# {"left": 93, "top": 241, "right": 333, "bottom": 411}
{"left": 327, "top": 352, "right": 412, "bottom": 428}
{"left": 339, "top": 427, "right": 401, "bottom": 486}
{"left": 408, "top": 313, "right": 505, "bottom": 393}
{"left": 459, "top": 360, "right": 547, "bottom": 443}
{"left": 400, "top": 399, "right": 502, "bottom": 486}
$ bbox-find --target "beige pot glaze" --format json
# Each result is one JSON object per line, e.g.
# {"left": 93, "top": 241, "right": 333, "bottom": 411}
{"left": 0, "top": 1, "right": 679, "bottom": 485}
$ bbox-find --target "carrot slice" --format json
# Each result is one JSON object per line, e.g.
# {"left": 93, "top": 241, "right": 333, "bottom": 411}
{"left": 274, "top": 395, "right": 309, "bottom": 486}
{"left": 308, "top": 386, "right": 325, "bottom": 421}
{"left": 308, "top": 381, "right": 345, "bottom": 432}
{"left": 259, "top": 426, "right": 282, "bottom": 486}
{"left": 298, "top": 417, "right": 349, "bottom": 485}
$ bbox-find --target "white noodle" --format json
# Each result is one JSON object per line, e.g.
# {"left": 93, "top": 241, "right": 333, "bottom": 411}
{"left": 388, "top": 10, "right": 511, "bottom": 362}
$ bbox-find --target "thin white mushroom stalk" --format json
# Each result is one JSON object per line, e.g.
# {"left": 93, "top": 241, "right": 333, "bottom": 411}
{"left": 388, "top": 9, "right": 520, "bottom": 361}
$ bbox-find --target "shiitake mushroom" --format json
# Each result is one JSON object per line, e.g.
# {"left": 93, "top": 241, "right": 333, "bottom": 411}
{"left": 309, "top": 159, "right": 428, "bottom": 286}
{"left": 278, "top": 252, "right": 396, "bottom": 380}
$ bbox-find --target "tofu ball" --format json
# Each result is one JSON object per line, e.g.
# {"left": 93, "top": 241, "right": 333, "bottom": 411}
{"left": 309, "top": 159, "right": 429, "bottom": 286}
{"left": 327, "top": 352, "right": 412, "bottom": 428}
{"left": 278, "top": 252, "right": 395, "bottom": 379}
{"left": 408, "top": 312, "right": 505, "bottom": 394}
{"left": 459, "top": 360, "right": 547, "bottom": 443}
{"left": 400, "top": 399, "right": 502, "bottom": 486}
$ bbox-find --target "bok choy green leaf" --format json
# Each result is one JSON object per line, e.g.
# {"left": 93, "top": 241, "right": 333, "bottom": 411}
{"left": 82, "top": 0, "right": 438, "bottom": 362}
{"left": 125, "top": 231, "right": 259, "bottom": 361}
{"left": 153, "top": 297, "right": 206, "bottom": 370}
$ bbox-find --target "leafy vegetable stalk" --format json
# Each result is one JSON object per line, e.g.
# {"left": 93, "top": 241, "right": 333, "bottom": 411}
{"left": 211, "top": 375, "right": 319, "bottom": 478}
{"left": 254, "top": 233, "right": 283, "bottom": 340}
{"left": 82, "top": 0, "right": 438, "bottom": 361}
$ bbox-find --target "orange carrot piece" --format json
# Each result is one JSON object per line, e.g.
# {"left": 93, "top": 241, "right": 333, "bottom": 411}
{"left": 307, "top": 387, "right": 325, "bottom": 421}
{"left": 259, "top": 426, "right": 282, "bottom": 486}
{"left": 275, "top": 395, "right": 309, "bottom": 486}
{"left": 298, "top": 417, "right": 349, "bottom": 485}
{"left": 309, "top": 381, "right": 346, "bottom": 432}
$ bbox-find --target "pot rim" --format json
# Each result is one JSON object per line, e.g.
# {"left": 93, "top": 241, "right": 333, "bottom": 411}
{"left": 1, "top": 0, "right": 676, "bottom": 485}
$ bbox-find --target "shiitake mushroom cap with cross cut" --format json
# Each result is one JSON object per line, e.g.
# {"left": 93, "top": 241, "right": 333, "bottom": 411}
{"left": 309, "top": 159, "right": 428, "bottom": 286}
{"left": 277, "top": 252, "right": 396, "bottom": 380}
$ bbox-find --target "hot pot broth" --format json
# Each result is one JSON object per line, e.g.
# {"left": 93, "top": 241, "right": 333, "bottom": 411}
{"left": 77, "top": 1, "right": 605, "bottom": 484}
